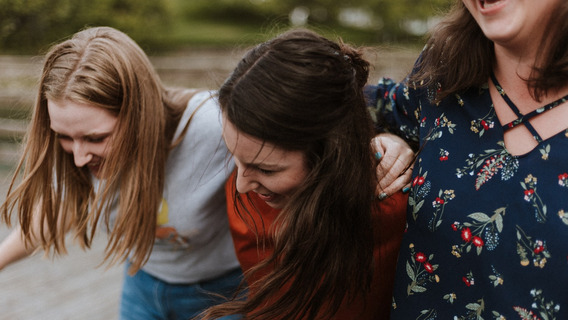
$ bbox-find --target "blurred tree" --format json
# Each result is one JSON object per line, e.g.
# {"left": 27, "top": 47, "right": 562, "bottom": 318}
{"left": 0, "top": 0, "right": 454, "bottom": 54}
{"left": 239, "top": 0, "right": 453, "bottom": 42}
{"left": 0, "top": 0, "right": 170, "bottom": 54}
{"left": 371, "top": 0, "right": 453, "bottom": 42}
{"left": 264, "top": 0, "right": 371, "bottom": 24}
{"left": 178, "top": 0, "right": 271, "bottom": 23}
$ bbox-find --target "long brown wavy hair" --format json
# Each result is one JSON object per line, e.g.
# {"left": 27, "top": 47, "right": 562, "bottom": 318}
{"left": 201, "top": 29, "right": 378, "bottom": 319}
{"left": 1, "top": 27, "right": 196, "bottom": 274}
{"left": 412, "top": 0, "right": 568, "bottom": 103}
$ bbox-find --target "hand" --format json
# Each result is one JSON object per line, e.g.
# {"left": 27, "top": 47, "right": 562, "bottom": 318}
{"left": 372, "top": 133, "right": 415, "bottom": 199}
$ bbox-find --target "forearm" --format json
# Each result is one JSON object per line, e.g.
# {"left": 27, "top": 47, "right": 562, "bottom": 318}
{"left": 0, "top": 226, "right": 36, "bottom": 271}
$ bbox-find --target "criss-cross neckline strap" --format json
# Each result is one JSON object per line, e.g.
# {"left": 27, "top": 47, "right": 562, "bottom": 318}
{"left": 490, "top": 73, "right": 568, "bottom": 143}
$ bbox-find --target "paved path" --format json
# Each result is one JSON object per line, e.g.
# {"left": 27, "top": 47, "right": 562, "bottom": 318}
{"left": 0, "top": 227, "right": 123, "bottom": 320}
{"left": 0, "top": 46, "right": 418, "bottom": 320}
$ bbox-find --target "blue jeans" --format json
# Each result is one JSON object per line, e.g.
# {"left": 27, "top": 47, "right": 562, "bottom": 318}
{"left": 119, "top": 265, "right": 243, "bottom": 320}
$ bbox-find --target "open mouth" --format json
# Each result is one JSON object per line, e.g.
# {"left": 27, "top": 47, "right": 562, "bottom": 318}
{"left": 256, "top": 191, "right": 277, "bottom": 203}
{"left": 87, "top": 162, "right": 102, "bottom": 176}
{"left": 480, "top": 0, "right": 503, "bottom": 9}
{"left": 88, "top": 162, "right": 100, "bottom": 170}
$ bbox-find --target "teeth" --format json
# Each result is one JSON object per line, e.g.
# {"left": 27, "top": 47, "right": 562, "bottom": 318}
{"left": 482, "top": 0, "right": 502, "bottom": 9}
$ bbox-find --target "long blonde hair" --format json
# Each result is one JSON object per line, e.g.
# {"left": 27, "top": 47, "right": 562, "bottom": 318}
{"left": 1, "top": 26, "right": 195, "bottom": 273}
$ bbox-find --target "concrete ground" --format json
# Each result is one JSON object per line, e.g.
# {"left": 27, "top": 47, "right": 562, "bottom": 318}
{"left": 0, "top": 226, "right": 123, "bottom": 320}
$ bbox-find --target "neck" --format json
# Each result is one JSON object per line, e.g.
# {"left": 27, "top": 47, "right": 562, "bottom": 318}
{"left": 494, "top": 41, "right": 536, "bottom": 77}
{"left": 492, "top": 46, "right": 535, "bottom": 104}
{"left": 493, "top": 44, "right": 568, "bottom": 110}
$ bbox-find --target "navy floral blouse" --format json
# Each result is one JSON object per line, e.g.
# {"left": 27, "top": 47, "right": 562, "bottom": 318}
{"left": 366, "top": 73, "right": 568, "bottom": 319}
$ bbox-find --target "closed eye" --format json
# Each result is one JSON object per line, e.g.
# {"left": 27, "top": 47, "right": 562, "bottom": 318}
{"left": 55, "top": 133, "right": 72, "bottom": 141}
{"left": 54, "top": 132, "right": 109, "bottom": 143}
{"left": 85, "top": 135, "right": 107, "bottom": 143}
{"left": 257, "top": 168, "right": 275, "bottom": 175}
{"left": 253, "top": 165, "right": 283, "bottom": 175}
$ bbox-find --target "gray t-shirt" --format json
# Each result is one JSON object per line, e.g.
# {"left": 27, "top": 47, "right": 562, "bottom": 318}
{"left": 102, "top": 91, "right": 239, "bottom": 283}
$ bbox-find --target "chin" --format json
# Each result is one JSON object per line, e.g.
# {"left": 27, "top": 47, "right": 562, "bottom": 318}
{"left": 264, "top": 197, "right": 290, "bottom": 209}
{"left": 265, "top": 201, "right": 284, "bottom": 209}
{"left": 88, "top": 166, "right": 103, "bottom": 179}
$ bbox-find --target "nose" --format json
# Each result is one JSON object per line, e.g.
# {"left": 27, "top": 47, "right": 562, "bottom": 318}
{"left": 235, "top": 167, "right": 259, "bottom": 194}
{"left": 72, "top": 141, "right": 93, "bottom": 167}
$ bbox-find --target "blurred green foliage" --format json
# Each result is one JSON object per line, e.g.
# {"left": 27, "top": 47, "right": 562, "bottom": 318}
{"left": 0, "top": 0, "right": 453, "bottom": 54}
{"left": 0, "top": 0, "right": 171, "bottom": 53}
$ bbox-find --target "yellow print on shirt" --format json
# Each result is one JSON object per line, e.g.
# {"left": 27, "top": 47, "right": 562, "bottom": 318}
{"left": 154, "top": 198, "right": 191, "bottom": 247}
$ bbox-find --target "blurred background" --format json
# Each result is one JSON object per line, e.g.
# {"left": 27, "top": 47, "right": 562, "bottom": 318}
{"left": 0, "top": 0, "right": 452, "bottom": 53}
{"left": 0, "top": 0, "right": 451, "bottom": 318}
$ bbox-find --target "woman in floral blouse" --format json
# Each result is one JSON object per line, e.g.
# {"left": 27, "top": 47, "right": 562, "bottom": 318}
{"left": 366, "top": 0, "right": 568, "bottom": 319}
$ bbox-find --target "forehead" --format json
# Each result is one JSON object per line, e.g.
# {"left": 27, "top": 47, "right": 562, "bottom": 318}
{"left": 222, "top": 117, "right": 304, "bottom": 166}
{"left": 47, "top": 99, "right": 117, "bottom": 135}
{"left": 222, "top": 117, "right": 274, "bottom": 160}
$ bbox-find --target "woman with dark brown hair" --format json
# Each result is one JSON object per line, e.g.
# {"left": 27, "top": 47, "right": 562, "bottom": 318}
{"left": 201, "top": 28, "right": 408, "bottom": 320}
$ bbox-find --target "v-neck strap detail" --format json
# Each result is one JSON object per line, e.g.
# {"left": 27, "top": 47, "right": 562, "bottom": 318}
{"left": 490, "top": 73, "right": 568, "bottom": 143}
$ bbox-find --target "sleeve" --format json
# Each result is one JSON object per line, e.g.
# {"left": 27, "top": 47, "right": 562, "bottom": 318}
{"left": 364, "top": 73, "right": 425, "bottom": 148}
{"left": 368, "top": 191, "right": 408, "bottom": 318}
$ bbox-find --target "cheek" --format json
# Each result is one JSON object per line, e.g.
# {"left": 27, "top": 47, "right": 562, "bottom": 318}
{"left": 462, "top": 0, "right": 475, "bottom": 14}
{"left": 100, "top": 141, "right": 112, "bottom": 156}
{"left": 94, "top": 139, "right": 114, "bottom": 158}
{"left": 278, "top": 158, "right": 310, "bottom": 195}
{"left": 279, "top": 170, "right": 309, "bottom": 195}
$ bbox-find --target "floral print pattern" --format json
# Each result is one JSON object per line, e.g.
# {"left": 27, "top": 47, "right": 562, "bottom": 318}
{"left": 521, "top": 175, "right": 547, "bottom": 223}
{"left": 404, "top": 243, "right": 439, "bottom": 296}
{"left": 365, "top": 75, "right": 568, "bottom": 319}
{"left": 456, "top": 143, "right": 519, "bottom": 190}
{"left": 451, "top": 207, "right": 505, "bottom": 257}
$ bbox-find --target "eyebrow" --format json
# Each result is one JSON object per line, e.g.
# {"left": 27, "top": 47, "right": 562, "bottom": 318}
{"left": 52, "top": 130, "right": 112, "bottom": 139}
{"left": 248, "top": 162, "right": 284, "bottom": 170}
{"left": 242, "top": 147, "right": 286, "bottom": 170}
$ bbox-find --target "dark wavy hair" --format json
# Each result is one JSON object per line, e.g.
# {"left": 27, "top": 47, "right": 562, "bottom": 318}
{"left": 412, "top": 0, "right": 568, "bottom": 103}
{"left": 201, "top": 28, "right": 377, "bottom": 319}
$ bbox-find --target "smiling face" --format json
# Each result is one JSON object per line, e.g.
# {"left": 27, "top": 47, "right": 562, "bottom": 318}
{"left": 222, "top": 117, "right": 309, "bottom": 209}
{"left": 462, "top": 0, "right": 561, "bottom": 50}
{"left": 47, "top": 99, "right": 118, "bottom": 178}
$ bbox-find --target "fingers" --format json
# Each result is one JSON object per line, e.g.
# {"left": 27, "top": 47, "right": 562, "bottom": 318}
{"left": 375, "top": 149, "right": 414, "bottom": 192}
{"left": 376, "top": 162, "right": 414, "bottom": 196}
{"left": 372, "top": 132, "right": 416, "bottom": 199}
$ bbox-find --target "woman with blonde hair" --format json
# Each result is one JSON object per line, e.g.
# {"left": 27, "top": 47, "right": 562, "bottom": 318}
{"left": 0, "top": 26, "right": 241, "bottom": 320}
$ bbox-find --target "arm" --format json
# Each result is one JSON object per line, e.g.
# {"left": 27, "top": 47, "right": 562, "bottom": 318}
{"left": 0, "top": 203, "right": 68, "bottom": 271}
{"left": 0, "top": 226, "right": 36, "bottom": 271}
{"left": 366, "top": 77, "right": 422, "bottom": 199}
{"left": 365, "top": 78, "right": 421, "bottom": 146}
